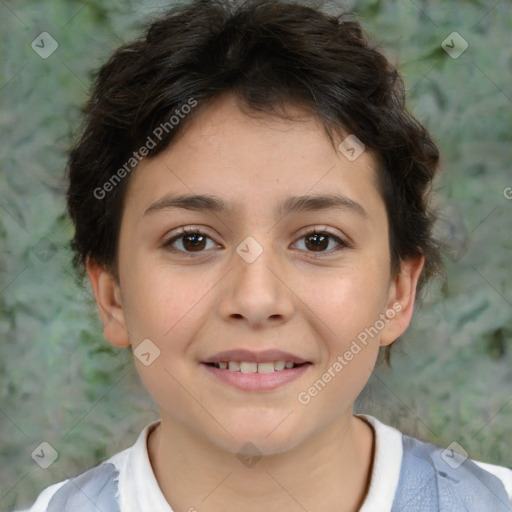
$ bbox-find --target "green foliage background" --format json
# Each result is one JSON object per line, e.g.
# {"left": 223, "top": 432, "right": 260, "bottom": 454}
{"left": 0, "top": 0, "right": 510, "bottom": 509}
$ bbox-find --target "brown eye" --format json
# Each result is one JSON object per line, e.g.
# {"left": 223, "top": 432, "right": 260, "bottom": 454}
{"left": 293, "top": 229, "right": 348, "bottom": 254}
{"left": 164, "top": 228, "right": 219, "bottom": 254}
{"left": 181, "top": 232, "right": 207, "bottom": 251}
{"left": 304, "top": 232, "right": 330, "bottom": 252}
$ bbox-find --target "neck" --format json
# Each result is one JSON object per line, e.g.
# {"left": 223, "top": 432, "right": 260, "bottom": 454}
{"left": 148, "top": 412, "right": 375, "bottom": 512}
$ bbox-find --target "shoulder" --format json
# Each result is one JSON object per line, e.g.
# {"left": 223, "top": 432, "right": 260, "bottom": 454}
{"left": 22, "top": 452, "right": 128, "bottom": 512}
{"left": 21, "top": 420, "right": 161, "bottom": 512}
{"left": 358, "top": 414, "right": 512, "bottom": 512}
{"left": 394, "top": 433, "right": 512, "bottom": 511}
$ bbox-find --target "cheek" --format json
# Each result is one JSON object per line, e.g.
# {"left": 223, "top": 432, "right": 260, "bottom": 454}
{"left": 298, "top": 264, "right": 390, "bottom": 348}
{"left": 295, "top": 273, "right": 383, "bottom": 417}
{"left": 121, "top": 264, "right": 213, "bottom": 413}
{"left": 122, "top": 260, "right": 214, "bottom": 342}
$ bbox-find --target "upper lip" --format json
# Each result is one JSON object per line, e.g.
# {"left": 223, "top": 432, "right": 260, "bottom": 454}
{"left": 203, "top": 349, "right": 311, "bottom": 364}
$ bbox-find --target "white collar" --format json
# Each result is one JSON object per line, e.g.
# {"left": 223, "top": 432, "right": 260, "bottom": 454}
{"left": 111, "top": 414, "right": 404, "bottom": 512}
{"left": 356, "top": 414, "right": 404, "bottom": 512}
{"left": 110, "top": 419, "right": 171, "bottom": 511}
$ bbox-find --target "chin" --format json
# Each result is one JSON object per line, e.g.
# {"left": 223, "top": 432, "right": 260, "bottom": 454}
{"left": 205, "top": 420, "right": 307, "bottom": 458}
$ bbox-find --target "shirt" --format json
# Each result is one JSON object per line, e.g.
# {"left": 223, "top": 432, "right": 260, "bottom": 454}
{"left": 20, "top": 414, "right": 512, "bottom": 511}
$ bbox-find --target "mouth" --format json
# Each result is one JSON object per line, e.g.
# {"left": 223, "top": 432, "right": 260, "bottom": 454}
{"left": 203, "top": 360, "right": 308, "bottom": 372}
{"left": 200, "top": 350, "right": 312, "bottom": 391}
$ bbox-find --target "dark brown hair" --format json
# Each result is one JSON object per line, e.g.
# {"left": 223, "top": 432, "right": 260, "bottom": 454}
{"left": 67, "top": 0, "right": 441, "bottom": 300}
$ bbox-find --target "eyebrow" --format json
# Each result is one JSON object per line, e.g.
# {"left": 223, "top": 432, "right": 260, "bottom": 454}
{"left": 143, "top": 192, "right": 367, "bottom": 218}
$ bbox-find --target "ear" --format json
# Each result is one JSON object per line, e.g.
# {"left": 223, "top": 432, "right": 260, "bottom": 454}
{"left": 86, "top": 258, "right": 131, "bottom": 348}
{"left": 379, "top": 255, "right": 424, "bottom": 347}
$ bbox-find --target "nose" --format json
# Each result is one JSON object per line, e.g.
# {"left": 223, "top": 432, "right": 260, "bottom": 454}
{"left": 216, "top": 236, "right": 296, "bottom": 328}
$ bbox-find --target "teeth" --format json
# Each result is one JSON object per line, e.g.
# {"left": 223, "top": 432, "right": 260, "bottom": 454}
{"left": 257, "top": 362, "right": 275, "bottom": 373}
{"left": 240, "top": 362, "right": 258, "bottom": 373}
{"left": 213, "top": 360, "right": 297, "bottom": 372}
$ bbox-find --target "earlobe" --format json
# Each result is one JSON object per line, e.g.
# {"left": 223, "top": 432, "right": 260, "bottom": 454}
{"left": 379, "top": 255, "right": 425, "bottom": 347}
{"left": 86, "top": 258, "right": 131, "bottom": 348}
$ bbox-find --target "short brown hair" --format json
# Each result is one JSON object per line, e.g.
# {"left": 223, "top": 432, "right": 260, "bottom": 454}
{"left": 67, "top": 0, "right": 441, "bottom": 297}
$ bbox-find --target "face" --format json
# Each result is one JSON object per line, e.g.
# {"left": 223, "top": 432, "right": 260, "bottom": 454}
{"left": 89, "top": 93, "right": 422, "bottom": 455}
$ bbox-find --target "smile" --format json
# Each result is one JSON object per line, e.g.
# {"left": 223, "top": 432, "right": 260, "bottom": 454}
{"left": 201, "top": 361, "right": 312, "bottom": 391}
{"left": 206, "top": 361, "right": 301, "bottom": 372}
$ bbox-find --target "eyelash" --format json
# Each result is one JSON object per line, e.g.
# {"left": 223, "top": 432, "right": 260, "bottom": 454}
{"left": 163, "top": 226, "right": 349, "bottom": 257}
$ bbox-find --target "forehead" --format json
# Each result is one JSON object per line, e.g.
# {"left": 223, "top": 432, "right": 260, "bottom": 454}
{"left": 123, "top": 94, "right": 384, "bottom": 221}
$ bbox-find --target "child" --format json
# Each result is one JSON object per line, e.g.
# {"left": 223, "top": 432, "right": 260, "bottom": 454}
{"left": 23, "top": 0, "right": 512, "bottom": 510}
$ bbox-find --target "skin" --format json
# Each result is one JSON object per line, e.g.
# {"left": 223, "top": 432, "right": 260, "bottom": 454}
{"left": 87, "top": 93, "right": 423, "bottom": 512}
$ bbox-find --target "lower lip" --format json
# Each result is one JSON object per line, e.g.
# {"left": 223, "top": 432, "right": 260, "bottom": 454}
{"left": 201, "top": 363, "right": 312, "bottom": 391}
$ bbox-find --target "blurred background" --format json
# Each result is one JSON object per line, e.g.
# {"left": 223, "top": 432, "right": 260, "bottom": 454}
{"left": 0, "top": 0, "right": 510, "bottom": 509}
